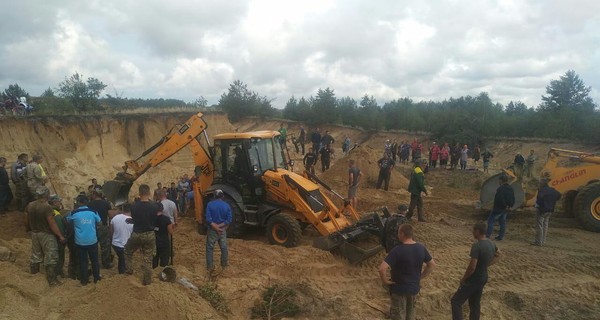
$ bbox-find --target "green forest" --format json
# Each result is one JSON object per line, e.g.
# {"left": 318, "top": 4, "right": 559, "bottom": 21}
{"left": 2, "top": 70, "right": 598, "bottom": 145}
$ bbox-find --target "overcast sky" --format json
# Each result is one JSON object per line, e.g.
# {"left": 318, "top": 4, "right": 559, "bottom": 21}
{"left": 1, "top": 0, "right": 599, "bottom": 108}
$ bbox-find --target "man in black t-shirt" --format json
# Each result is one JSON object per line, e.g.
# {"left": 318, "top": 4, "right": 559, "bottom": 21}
{"left": 379, "top": 224, "right": 435, "bottom": 320}
{"left": 348, "top": 159, "right": 362, "bottom": 210}
{"left": 376, "top": 153, "right": 395, "bottom": 191}
{"left": 153, "top": 203, "right": 173, "bottom": 268}
{"left": 88, "top": 191, "right": 113, "bottom": 269}
{"left": 303, "top": 148, "right": 317, "bottom": 174}
{"left": 320, "top": 144, "right": 333, "bottom": 173}
{"left": 451, "top": 223, "right": 500, "bottom": 320}
{"left": 125, "top": 184, "right": 159, "bottom": 285}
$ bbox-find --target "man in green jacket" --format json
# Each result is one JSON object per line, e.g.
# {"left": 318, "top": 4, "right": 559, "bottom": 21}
{"left": 407, "top": 159, "right": 428, "bottom": 222}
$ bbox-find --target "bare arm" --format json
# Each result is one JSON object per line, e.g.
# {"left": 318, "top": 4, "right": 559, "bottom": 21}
{"left": 421, "top": 259, "right": 436, "bottom": 279}
{"left": 460, "top": 258, "right": 478, "bottom": 285}
{"left": 348, "top": 172, "right": 353, "bottom": 186}
{"left": 167, "top": 223, "right": 174, "bottom": 236}
{"left": 378, "top": 261, "right": 395, "bottom": 285}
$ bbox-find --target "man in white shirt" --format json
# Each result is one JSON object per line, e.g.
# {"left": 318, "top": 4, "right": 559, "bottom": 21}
{"left": 110, "top": 203, "right": 133, "bottom": 274}
{"left": 158, "top": 189, "right": 178, "bottom": 225}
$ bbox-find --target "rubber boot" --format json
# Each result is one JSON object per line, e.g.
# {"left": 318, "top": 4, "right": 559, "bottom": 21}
{"left": 46, "top": 265, "right": 60, "bottom": 287}
{"left": 30, "top": 262, "right": 40, "bottom": 274}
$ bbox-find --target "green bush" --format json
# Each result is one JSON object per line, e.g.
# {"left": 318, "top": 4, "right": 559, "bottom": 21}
{"left": 251, "top": 285, "right": 300, "bottom": 320}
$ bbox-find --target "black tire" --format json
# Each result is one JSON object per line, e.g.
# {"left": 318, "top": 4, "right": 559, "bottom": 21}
{"left": 266, "top": 212, "right": 302, "bottom": 247}
{"left": 562, "top": 190, "right": 578, "bottom": 217}
{"left": 223, "top": 197, "right": 246, "bottom": 238}
{"left": 573, "top": 182, "right": 600, "bottom": 232}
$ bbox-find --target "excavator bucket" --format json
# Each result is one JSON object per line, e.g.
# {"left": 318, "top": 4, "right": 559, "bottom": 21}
{"left": 102, "top": 180, "right": 133, "bottom": 206}
{"left": 479, "top": 172, "right": 526, "bottom": 210}
{"left": 313, "top": 208, "right": 389, "bottom": 264}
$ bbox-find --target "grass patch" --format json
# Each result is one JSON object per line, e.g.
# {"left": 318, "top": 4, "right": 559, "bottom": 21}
{"left": 251, "top": 284, "right": 300, "bottom": 320}
{"left": 198, "top": 283, "right": 231, "bottom": 314}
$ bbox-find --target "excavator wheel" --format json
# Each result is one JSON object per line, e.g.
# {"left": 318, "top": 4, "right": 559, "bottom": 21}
{"left": 266, "top": 212, "right": 302, "bottom": 248}
{"left": 561, "top": 190, "right": 578, "bottom": 217}
{"left": 573, "top": 182, "right": 600, "bottom": 233}
{"left": 223, "top": 197, "right": 246, "bottom": 238}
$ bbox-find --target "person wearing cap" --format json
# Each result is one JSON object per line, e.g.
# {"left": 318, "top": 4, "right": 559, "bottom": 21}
{"left": 0, "top": 157, "right": 12, "bottom": 215}
{"left": 49, "top": 194, "right": 68, "bottom": 278}
{"left": 532, "top": 178, "right": 561, "bottom": 246}
{"left": 89, "top": 190, "right": 113, "bottom": 269}
{"left": 406, "top": 160, "right": 428, "bottom": 222}
{"left": 205, "top": 189, "right": 232, "bottom": 275}
{"left": 24, "top": 186, "right": 65, "bottom": 286}
{"left": 67, "top": 194, "right": 102, "bottom": 285}
{"left": 26, "top": 155, "right": 47, "bottom": 198}
{"left": 485, "top": 174, "right": 515, "bottom": 241}
{"left": 125, "top": 184, "right": 159, "bottom": 285}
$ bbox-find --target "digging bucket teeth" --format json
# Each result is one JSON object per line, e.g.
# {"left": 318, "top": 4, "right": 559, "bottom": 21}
{"left": 102, "top": 180, "right": 133, "bottom": 206}
{"left": 313, "top": 207, "right": 390, "bottom": 264}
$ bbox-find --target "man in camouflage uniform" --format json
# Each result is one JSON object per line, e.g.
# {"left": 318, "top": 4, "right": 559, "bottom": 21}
{"left": 26, "top": 155, "right": 47, "bottom": 197}
{"left": 25, "top": 186, "right": 65, "bottom": 286}
{"left": 49, "top": 194, "right": 68, "bottom": 278}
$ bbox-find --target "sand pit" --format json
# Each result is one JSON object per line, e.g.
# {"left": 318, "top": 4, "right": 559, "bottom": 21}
{"left": 0, "top": 114, "right": 599, "bottom": 319}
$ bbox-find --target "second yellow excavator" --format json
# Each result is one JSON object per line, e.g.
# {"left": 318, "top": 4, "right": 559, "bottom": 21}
{"left": 480, "top": 148, "right": 600, "bottom": 232}
{"left": 103, "top": 112, "right": 394, "bottom": 263}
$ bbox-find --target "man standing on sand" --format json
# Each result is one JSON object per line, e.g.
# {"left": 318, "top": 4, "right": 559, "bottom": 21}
{"left": 525, "top": 149, "right": 536, "bottom": 178}
{"left": 348, "top": 159, "right": 362, "bottom": 210}
{"left": 153, "top": 182, "right": 163, "bottom": 202}
{"left": 451, "top": 222, "right": 500, "bottom": 320}
{"left": 303, "top": 147, "right": 317, "bottom": 175}
{"left": 481, "top": 149, "right": 494, "bottom": 174}
{"left": 532, "top": 178, "right": 561, "bottom": 246}
{"left": 278, "top": 123, "right": 287, "bottom": 148}
{"left": 25, "top": 186, "right": 65, "bottom": 286}
{"left": 110, "top": 203, "right": 133, "bottom": 274}
{"left": 159, "top": 189, "right": 178, "bottom": 225}
{"left": 0, "top": 157, "right": 12, "bottom": 215}
{"left": 205, "top": 190, "right": 232, "bottom": 275}
{"left": 48, "top": 194, "right": 67, "bottom": 278}
{"left": 311, "top": 128, "right": 322, "bottom": 159}
{"left": 460, "top": 144, "right": 469, "bottom": 170}
{"left": 26, "top": 155, "right": 47, "bottom": 197}
{"left": 430, "top": 142, "right": 440, "bottom": 169}
{"left": 125, "top": 184, "right": 159, "bottom": 285}
{"left": 379, "top": 224, "right": 435, "bottom": 320}
{"left": 67, "top": 194, "right": 102, "bottom": 286}
{"left": 11, "top": 153, "right": 28, "bottom": 211}
{"left": 514, "top": 153, "right": 525, "bottom": 179}
{"left": 88, "top": 190, "right": 113, "bottom": 269}
{"left": 299, "top": 126, "right": 306, "bottom": 155}
{"left": 407, "top": 160, "right": 428, "bottom": 222}
{"left": 153, "top": 203, "right": 174, "bottom": 268}
{"left": 376, "top": 153, "right": 394, "bottom": 191}
{"left": 486, "top": 174, "right": 514, "bottom": 241}
{"left": 320, "top": 144, "right": 333, "bottom": 173}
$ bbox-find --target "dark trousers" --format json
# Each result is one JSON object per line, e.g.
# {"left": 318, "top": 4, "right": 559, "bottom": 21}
{"left": 67, "top": 240, "right": 80, "bottom": 279}
{"left": 0, "top": 185, "right": 13, "bottom": 213}
{"left": 321, "top": 158, "right": 330, "bottom": 172}
{"left": 78, "top": 242, "right": 100, "bottom": 284}
{"left": 153, "top": 245, "right": 171, "bottom": 269}
{"left": 376, "top": 170, "right": 391, "bottom": 191}
{"left": 112, "top": 245, "right": 126, "bottom": 274}
{"left": 300, "top": 142, "right": 305, "bottom": 155}
{"left": 56, "top": 242, "right": 66, "bottom": 276}
{"left": 407, "top": 194, "right": 424, "bottom": 220}
{"left": 451, "top": 281, "right": 486, "bottom": 320}
{"left": 305, "top": 165, "right": 315, "bottom": 175}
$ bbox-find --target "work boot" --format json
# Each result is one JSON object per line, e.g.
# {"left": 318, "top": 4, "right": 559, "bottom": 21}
{"left": 46, "top": 265, "right": 61, "bottom": 287}
{"left": 30, "top": 262, "right": 40, "bottom": 274}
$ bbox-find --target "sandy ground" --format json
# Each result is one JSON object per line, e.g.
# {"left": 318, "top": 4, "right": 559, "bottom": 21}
{"left": 1, "top": 113, "right": 599, "bottom": 319}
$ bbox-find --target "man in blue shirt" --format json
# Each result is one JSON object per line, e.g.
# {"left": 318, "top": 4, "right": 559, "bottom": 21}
{"left": 205, "top": 189, "right": 232, "bottom": 275}
{"left": 66, "top": 194, "right": 101, "bottom": 285}
{"left": 379, "top": 224, "right": 435, "bottom": 320}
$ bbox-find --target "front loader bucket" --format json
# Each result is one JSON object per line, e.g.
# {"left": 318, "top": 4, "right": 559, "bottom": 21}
{"left": 480, "top": 172, "right": 525, "bottom": 210}
{"left": 102, "top": 180, "right": 133, "bottom": 206}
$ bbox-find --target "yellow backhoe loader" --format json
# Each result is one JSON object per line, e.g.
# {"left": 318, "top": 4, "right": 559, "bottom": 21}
{"left": 103, "top": 112, "right": 394, "bottom": 263}
{"left": 480, "top": 148, "right": 600, "bottom": 232}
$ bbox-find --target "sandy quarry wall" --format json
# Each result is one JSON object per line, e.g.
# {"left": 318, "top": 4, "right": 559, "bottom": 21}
{"left": 0, "top": 112, "right": 233, "bottom": 203}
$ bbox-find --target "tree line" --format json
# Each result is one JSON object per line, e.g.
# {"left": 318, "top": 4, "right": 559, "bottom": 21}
{"left": 3, "top": 71, "right": 598, "bottom": 144}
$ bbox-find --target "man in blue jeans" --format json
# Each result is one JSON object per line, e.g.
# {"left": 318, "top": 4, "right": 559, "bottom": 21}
{"left": 486, "top": 174, "right": 514, "bottom": 240}
{"left": 205, "top": 189, "right": 232, "bottom": 275}
{"left": 66, "top": 194, "right": 101, "bottom": 286}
